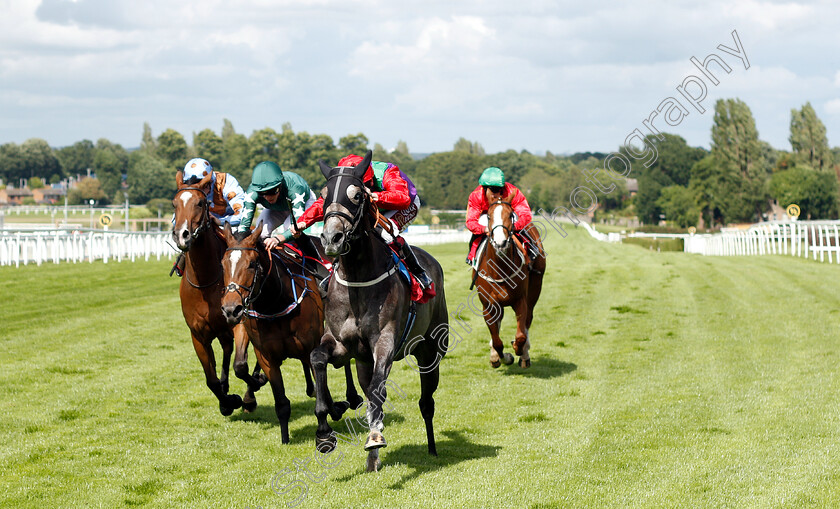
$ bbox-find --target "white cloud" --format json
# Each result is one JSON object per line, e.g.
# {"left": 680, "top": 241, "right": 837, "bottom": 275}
{"left": 825, "top": 99, "right": 840, "bottom": 115}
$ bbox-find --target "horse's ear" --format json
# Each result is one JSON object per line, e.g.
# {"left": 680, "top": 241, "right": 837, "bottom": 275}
{"left": 211, "top": 216, "right": 222, "bottom": 229}
{"left": 223, "top": 221, "right": 233, "bottom": 241}
{"left": 251, "top": 221, "right": 265, "bottom": 243}
{"left": 197, "top": 172, "right": 213, "bottom": 189}
{"left": 318, "top": 160, "right": 333, "bottom": 180}
{"left": 354, "top": 150, "right": 373, "bottom": 179}
{"left": 176, "top": 171, "right": 184, "bottom": 188}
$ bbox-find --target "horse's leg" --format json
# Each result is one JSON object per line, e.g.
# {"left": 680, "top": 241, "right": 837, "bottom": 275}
{"left": 232, "top": 325, "right": 267, "bottom": 412}
{"left": 258, "top": 349, "right": 292, "bottom": 444}
{"left": 483, "top": 300, "right": 512, "bottom": 368}
{"left": 525, "top": 227, "right": 546, "bottom": 329}
{"left": 361, "top": 338, "right": 396, "bottom": 472}
{"left": 218, "top": 332, "right": 234, "bottom": 397}
{"left": 311, "top": 333, "right": 350, "bottom": 453}
{"left": 190, "top": 333, "right": 242, "bottom": 416}
{"left": 512, "top": 296, "right": 531, "bottom": 368}
{"left": 301, "top": 360, "right": 315, "bottom": 398}
{"left": 416, "top": 336, "right": 445, "bottom": 456}
{"left": 344, "top": 364, "right": 365, "bottom": 410}
{"left": 352, "top": 358, "right": 382, "bottom": 472}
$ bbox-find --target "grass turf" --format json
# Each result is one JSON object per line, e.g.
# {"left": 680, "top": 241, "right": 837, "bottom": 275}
{"left": 1, "top": 227, "right": 839, "bottom": 508}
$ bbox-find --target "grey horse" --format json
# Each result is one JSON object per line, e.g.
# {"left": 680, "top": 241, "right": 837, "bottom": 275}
{"left": 310, "top": 150, "right": 449, "bottom": 472}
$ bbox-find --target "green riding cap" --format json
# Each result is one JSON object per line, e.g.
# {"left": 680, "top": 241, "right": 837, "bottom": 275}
{"left": 479, "top": 166, "right": 505, "bottom": 187}
{"left": 249, "top": 161, "right": 285, "bottom": 193}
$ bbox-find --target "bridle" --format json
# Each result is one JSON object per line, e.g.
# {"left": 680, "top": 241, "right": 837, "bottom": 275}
{"left": 222, "top": 246, "right": 266, "bottom": 311}
{"left": 174, "top": 186, "right": 221, "bottom": 289}
{"left": 488, "top": 200, "right": 515, "bottom": 247}
{"left": 174, "top": 187, "right": 211, "bottom": 240}
{"left": 322, "top": 167, "right": 369, "bottom": 246}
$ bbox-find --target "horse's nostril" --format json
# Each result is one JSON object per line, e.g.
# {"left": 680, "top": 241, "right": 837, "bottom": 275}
{"left": 331, "top": 232, "right": 343, "bottom": 245}
{"left": 181, "top": 230, "right": 189, "bottom": 240}
{"left": 233, "top": 305, "right": 243, "bottom": 317}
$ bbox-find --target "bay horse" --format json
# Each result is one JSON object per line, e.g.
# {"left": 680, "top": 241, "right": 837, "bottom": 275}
{"left": 311, "top": 150, "right": 449, "bottom": 472}
{"left": 172, "top": 171, "right": 262, "bottom": 415}
{"left": 473, "top": 198, "right": 545, "bottom": 368}
{"left": 219, "top": 224, "right": 363, "bottom": 443}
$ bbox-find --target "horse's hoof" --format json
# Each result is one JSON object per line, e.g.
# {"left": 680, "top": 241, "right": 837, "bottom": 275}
{"left": 348, "top": 394, "right": 365, "bottom": 410}
{"left": 519, "top": 358, "right": 531, "bottom": 369}
{"left": 366, "top": 454, "right": 381, "bottom": 472}
{"left": 316, "top": 433, "right": 337, "bottom": 454}
{"left": 364, "top": 431, "right": 387, "bottom": 451}
{"left": 490, "top": 359, "right": 501, "bottom": 368}
{"left": 502, "top": 353, "right": 514, "bottom": 365}
{"left": 242, "top": 398, "right": 257, "bottom": 413}
{"left": 220, "top": 394, "right": 243, "bottom": 416}
{"left": 330, "top": 401, "right": 350, "bottom": 421}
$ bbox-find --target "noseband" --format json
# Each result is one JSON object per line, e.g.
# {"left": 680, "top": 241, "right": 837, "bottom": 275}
{"left": 223, "top": 247, "right": 265, "bottom": 310}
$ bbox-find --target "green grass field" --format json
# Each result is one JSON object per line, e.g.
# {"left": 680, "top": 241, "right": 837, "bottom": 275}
{"left": 2, "top": 227, "right": 839, "bottom": 508}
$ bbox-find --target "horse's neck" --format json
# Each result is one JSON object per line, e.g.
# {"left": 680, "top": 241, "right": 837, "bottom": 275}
{"left": 253, "top": 252, "right": 288, "bottom": 308}
{"left": 338, "top": 231, "right": 391, "bottom": 281}
{"left": 186, "top": 230, "right": 223, "bottom": 277}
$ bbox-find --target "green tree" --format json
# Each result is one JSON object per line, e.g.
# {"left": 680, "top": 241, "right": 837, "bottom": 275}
{"left": 221, "top": 119, "right": 250, "bottom": 184}
{"left": 709, "top": 98, "right": 769, "bottom": 222}
{"left": 193, "top": 129, "right": 224, "bottom": 170}
{"left": 414, "top": 151, "right": 485, "bottom": 209}
{"left": 21, "top": 138, "right": 62, "bottom": 180}
{"left": 28, "top": 176, "right": 45, "bottom": 189}
{"left": 453, "top": 137, "right": 485, "bottom": 156}
{"left": 789, "top": 102, "right": 832, "bottom": 171}
{"left": 55, "top": 139, "right": 95, "bottom": 177}
{"left": 140, "top": 122, "right": 157, "bottom": 155}
{"left": 156, "top": 129, "right": 188, "bottom": 169}
{"left": 339, "top": 133, "right": 369, "bottom": 154}
{"left": 93, "top": 139, "right": 128, "bottom": 201}
{"left": 67, "top": 177, "right": 107, "bottom": 205}
{"left": 625, "top": 133, "right": 706, "bottom": 223}
{"left": 0, "top": 143, "right": 25, "bottom": 184}
{"left": 769, "top": 166, "right": 838, "bottom": 219}
{"left": 248, "top": 127, "right": 280, "bottom": 170}
{"left": 656, "top": 185, "right": 699, "bottom": 227}
{"left": 127, "top": 151, "right": 174, "bottom": 203}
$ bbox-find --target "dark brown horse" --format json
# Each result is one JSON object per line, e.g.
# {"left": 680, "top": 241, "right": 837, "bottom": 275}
{"left": 172, "top": 171, "right": 259, "bottom": 415}
{"left": 473, "top": 197, "right": 545, "bottom": 368}
{"left": 219, "top": 224, "right": 363, "bottom": 443}
{"left": 311, "top": 150, "right": 449, "bottom": 472}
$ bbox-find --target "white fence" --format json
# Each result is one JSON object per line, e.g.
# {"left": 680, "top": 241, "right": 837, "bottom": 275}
{"left": 0, "top": 229, "right": 173, "bottom": 267}
{"left": 684, "top": 221, "right": 840, "bottom": 263}
{"left": 0, "top": 227, "right": 472, "bottom": 268}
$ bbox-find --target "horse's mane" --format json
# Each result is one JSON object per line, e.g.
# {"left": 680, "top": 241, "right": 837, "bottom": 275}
{"left": 232, "top": 230, "right": 252, "bottom": 242}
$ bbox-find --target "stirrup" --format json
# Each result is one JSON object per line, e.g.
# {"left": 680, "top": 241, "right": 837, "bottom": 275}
{"left": 414, "top": 271, "right": 433, "bottom": 290}
{"left": 318, "top": 274, "right": 330, "bottom": 298}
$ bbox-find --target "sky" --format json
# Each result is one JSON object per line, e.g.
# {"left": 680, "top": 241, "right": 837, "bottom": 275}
{"left": 1, "top": 0, "right": 839, "bottom": 156}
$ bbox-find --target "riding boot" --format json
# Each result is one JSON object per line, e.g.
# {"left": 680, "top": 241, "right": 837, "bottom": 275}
{"left": 466, "top": 233, "right": 482, "bottom": 265}
{"left": 170, "top": 253, "right": 186, "bottom": 277}
{"left": 398, "top": 240, "right": 432, "bottom": 290}
{"left": 318, "top": 273, "right": 331, "bottom": 298}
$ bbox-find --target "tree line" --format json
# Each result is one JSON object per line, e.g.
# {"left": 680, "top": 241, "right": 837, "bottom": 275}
{"left": 1, "top": 99, "right": 837, "bottom": 227}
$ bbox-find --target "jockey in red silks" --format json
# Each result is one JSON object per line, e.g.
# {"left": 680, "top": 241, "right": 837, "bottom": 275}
{"left": 465, "top": 166, "right": 536, "bottom": 264}
{"left": 297, "top": 154, "right": 433, "bottom": 291}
